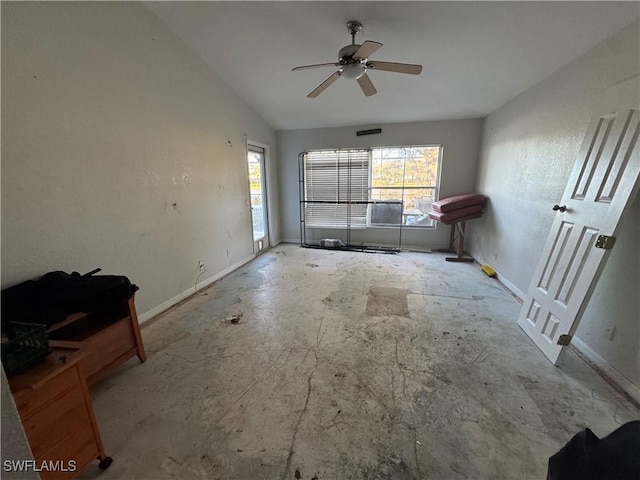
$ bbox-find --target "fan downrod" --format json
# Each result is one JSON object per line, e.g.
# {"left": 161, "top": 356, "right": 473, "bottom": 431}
{"left": 346, "top": 20, "right": 363, "bottom": 45}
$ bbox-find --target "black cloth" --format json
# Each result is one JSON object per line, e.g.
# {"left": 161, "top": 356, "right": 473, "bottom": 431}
{"left": 2, "top": 270, "right": 138, "bottom": 327}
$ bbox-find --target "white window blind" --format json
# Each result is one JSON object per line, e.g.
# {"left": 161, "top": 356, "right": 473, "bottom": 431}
{"left": 304, "top": 149, "right": 370, "bottom": 228}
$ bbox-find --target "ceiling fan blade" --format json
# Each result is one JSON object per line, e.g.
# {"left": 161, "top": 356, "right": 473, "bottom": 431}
{"left": 367, "top": 61, "right": 422, "bottom": 75}
{"left": 353, "top": 40, "right": 383, "bottom": 60}
{"left": 292, "top": 62, "right": 341, "bottom": 72}
{"left": 307, "top": 71, "right": 341, "bottom": 98}
{"left": 356, "top": 73, "right": 377, "bottom": 96}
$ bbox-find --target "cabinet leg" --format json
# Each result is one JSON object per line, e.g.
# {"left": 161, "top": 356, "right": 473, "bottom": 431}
{"left": 98, "top": 456, "right": 113, "bottom": 470}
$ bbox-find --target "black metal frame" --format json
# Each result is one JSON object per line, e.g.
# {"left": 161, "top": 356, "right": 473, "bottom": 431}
{"left": 298, "top": 152, "right": 403, "bottom": 254}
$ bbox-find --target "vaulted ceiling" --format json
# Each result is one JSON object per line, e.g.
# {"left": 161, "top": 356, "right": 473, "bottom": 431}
{"left": 145, "top": 2, "right": 638, "bottom": 130}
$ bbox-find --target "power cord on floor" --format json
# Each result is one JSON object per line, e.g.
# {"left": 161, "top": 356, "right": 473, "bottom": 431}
{"left": 195, "top": 268, "right": 208, "bottom": 295}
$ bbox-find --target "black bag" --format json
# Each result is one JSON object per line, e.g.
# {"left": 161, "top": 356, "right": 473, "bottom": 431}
{"left": 2, "top": 269, "right": 138, "bottom": 327}
{"left": 547, "top": 421, "right": 640, "bottom": 480}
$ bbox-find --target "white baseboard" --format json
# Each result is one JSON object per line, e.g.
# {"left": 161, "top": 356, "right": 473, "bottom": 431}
{"left": 401, "top": 246, "right": 434, "bottom": 253}
{"left": 280, "top": 238, "right": 300, "bottom": 244}
{"left": 138, "top": 254, "right": 255, "bottom": 324}
{"left": 468, "top": 248, "right": 486, "bottom": 266}
{"left": 494, "top": 271, "right": 525, "bottom": 300}
{"left": 570, "top": 336, "right": 640, "bottom": 405}
{"left": 468, "top": 250, "right": 525, "bottom": 300}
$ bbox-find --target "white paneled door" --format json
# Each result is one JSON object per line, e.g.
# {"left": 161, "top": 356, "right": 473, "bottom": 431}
{"left": 518, "top": 76, "right": 640, "bottom": 364}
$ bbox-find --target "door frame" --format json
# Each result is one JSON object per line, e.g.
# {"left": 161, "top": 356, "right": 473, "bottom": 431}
{"left": 246, "top": 139, "right": 272, "bottom": 254}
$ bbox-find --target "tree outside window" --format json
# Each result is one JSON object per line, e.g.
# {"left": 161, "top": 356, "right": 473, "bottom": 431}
{"left": 371, "top": 146, "right": 441, "bottom": 226}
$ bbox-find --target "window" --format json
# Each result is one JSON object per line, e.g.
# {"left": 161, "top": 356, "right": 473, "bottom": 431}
{"left": 370, "top": 146, "right": 441, "bottom": 227}
{"left": 302, "top": 145, "right": 441, "bottom": 229}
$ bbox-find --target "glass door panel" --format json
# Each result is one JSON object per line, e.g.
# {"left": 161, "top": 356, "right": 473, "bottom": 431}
{"left": 248, "top": 147, "right": 269, "bottom": 252}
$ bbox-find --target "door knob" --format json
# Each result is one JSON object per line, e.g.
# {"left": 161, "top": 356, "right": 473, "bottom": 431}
{"left": 553, "top": 204, "right": 567, "bottom": 212}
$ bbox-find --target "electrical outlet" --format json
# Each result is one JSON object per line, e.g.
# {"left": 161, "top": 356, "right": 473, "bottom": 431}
{"left": 198, "top": 261, "right": 205, "bottom": 271}
{"left": 492, "top": 250, "right": 498, "bottom": 260}
{"left": 226, "top": 249, "right": 231, "bottom": 258}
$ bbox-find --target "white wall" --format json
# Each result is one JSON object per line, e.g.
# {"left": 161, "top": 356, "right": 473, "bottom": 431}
{"left": 471, "top": 21, "right": 639, "bottom": 391}
{"left": 575, "top": 197, "right": 639, "bottom": 390}
{"left": 1, "top": 2, "right": 278, "bottom": 319}
{"left": 277, "top": 119, "right": 484, "bottom": 249}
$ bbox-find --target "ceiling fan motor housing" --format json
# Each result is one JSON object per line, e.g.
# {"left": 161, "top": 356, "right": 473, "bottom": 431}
{"left": 338, "top": 44, "right": 368, "bottom": 79}
{"left": 339, "top": 44, "right": 362, "bottom": 62}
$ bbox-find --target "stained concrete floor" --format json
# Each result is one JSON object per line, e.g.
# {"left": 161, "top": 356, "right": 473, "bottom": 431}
{"left": 82, "top": 244, "right": 638, "bottom": 480}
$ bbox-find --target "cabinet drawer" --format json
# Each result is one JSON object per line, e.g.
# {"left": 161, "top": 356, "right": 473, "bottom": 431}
{"left": 38, "top": 424, "right": 98, "bottom": 480}
{"left": 14, "top": 366, "right": 79, "bottom": 420}
{"left": 81, "top": 317, "right": 135, "bottom": 380}
{"left": 23, "top": 386, "right": 91, "bottom": 459}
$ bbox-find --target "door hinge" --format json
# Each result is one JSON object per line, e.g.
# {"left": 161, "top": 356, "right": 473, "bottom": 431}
{"left": 595, "top": 235, "right": 616, "bottom": 250}
{"left": 557, "top": 334, "right": 572, "bottom": 346}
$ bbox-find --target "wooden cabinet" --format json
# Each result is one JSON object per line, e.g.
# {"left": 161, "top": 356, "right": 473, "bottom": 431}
{"left": 6, "top": 294, "right": 146, "bottom": 478}
{"left": 47, "top": 294, "right": 146, "bottom": 387}
{"left": 9, "top": 348, "right": 112, "bottom": 480}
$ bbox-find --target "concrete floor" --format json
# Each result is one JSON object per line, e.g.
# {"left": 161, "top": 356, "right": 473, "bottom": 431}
{"left": 82, "top": 244, "right": 638, "bottom": 480}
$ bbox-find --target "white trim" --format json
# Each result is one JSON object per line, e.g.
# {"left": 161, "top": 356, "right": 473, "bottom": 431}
{"left": 494, "top": 270, "right": 525, "bottom": 300}
{"left": 281, "top": 238, "right": 300, "bottom": 244}
{"left": 246, "top": 139, "right": 273, "bottom": 250}
{"left": 468, "top": 248, "right": 486, "bottom": 266}
{"left": 469, "top": 250, "right": 526, "bottom": 300}
{"left": 400, "top": 246, "right": 434, "bottom": 253}
{"left": 571, "top": 336, "right": 640, "bottom": 405}
{"left": 138, "top": 255, "right": 255, "bottom": 324}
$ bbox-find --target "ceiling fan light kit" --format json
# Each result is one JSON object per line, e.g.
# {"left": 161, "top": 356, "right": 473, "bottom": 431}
{"left": 341, "top": 63, "right": 367, "bottom": 80}
{"left": 292, "top": 20, "right": 423, "bottom": 98}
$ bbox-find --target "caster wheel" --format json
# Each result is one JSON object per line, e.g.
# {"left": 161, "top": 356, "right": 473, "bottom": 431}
{"left": 98, "top": 456, "right": 113, "bottom": 470}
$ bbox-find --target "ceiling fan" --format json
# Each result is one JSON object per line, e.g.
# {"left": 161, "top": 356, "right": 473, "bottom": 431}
{"left": 292, "top": 20, "right": 423, "bottom": 98}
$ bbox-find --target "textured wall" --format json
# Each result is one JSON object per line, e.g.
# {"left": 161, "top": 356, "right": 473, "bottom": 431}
{"left": 576, "top": 197, "right": 639, "bottom": 387}
{"left": 1, "top": 2, "right": 278, "bottom": 317}
{"left": 277, "top": 119, "right": 484, "bottom": 249}
{"left": 471, "top": 21, "right": 639, "bottom": 388}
